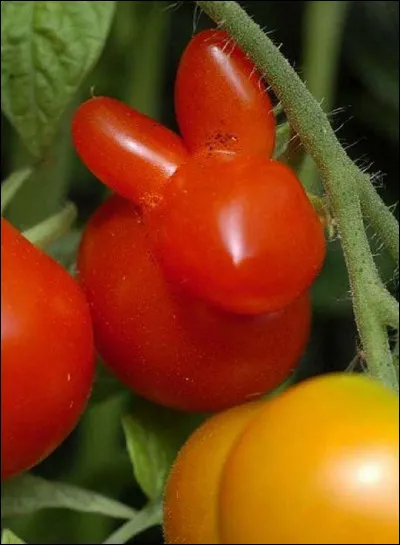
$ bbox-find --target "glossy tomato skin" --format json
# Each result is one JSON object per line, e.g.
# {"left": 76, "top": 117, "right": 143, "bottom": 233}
{"left": 149, "top": 151, "right": 326, "bottom": 315}
{"left": 72, "top": 96, "right": 188, "bottom": 205}
{"left": 78, "top": 195, "right": 311, "bottom": 412}
{"left": 175, "top": 29, "right": 276, "bottom": 157}
{"left": 220, "top": 373, "right": 399, "bottom": 544}
{"left": 164, "top": 374, "right": 399, "bottom": 545}
{"left": 1, "top": 219, "right": 94, "bottom": 481}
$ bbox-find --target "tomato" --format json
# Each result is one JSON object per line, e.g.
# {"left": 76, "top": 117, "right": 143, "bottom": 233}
{"left": 164, "top": 373, "right": 399, "bottom": 544}
{"left": 77, "top": 195, "right": 311, "bottom": 412}
{"left": 72, "top": 96, "right": 188, "bottom": 205}
{"left": 164, "top": 402, "right": 261, "bottom": 544}
{"left": 175, "top": 29, "right": 276, "bottom": 157}
{"left": 149, "top": 151, "right": 326, "bottom": 315}
{"left": 1, "top": 219, "right": 94, "bottom": 481}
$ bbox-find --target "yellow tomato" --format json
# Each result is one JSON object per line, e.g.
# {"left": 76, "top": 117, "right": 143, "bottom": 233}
{"left": 163, "top": 402, "right": 261, "bottom": 544}
{"left": 164, "top": 373, "right": 399, "bottom": 544}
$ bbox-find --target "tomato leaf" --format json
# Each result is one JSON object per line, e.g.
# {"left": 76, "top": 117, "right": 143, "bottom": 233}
{"left": 122, "top": 400, "right": 206, "bottom": 501}
{"left": 1, "top": 1, "right": 116, "bottom": 158}
{"left": 1, "top": 530, "right": 26, "bottom": 545}
{"left": 1, "top": 474, "right": 135, "bottom": 519}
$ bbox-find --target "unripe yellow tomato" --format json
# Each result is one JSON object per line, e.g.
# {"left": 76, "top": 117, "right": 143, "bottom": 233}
{"left": 164, "top": 374, "right": 399, "bottom": 544}
{"left": 163, "top": 402, "right": 261, "bottom": 544}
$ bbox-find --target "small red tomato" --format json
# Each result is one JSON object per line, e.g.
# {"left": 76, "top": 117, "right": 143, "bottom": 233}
{"left": 78, "top": 195, "right": 311, "bottom": 412}
{"left": 72, "top": 96, "right": 188, "bottom": 205}
{"left": 149, "top": 151, "right": 326, "bottom": 315}
{"left": 1, "top": 219, "right": 94, "bottom": 481}
{"left": 175, "top": 29, "right": 276, "bottom": 157}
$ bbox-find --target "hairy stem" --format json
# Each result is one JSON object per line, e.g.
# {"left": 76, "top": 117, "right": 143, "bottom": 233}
{"left": 196, "top": 0, "right": 399, "bottom": 391}
{"left": 358, "top": 174, "right": 399, "bottom": 264}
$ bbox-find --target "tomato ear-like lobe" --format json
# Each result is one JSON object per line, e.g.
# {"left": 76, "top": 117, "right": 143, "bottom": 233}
{"left": 175, "top": 29, "right": 276, "bottom": 157}
{"left": 72, "top": 96, "right": 188, "bottom": 205}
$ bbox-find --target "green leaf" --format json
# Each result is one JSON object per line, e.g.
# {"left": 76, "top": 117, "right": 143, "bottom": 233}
{"left": 1, "top": 1, "right": 116, "bottom": 158}
{"left": 1, "top": 530, "right": 26, "bottom": 545}
{"left": 122, "top": 400, "right": 206, "bottom": 501}
{"left": 1, "top": 474, "right": 136, "bottom": 520}
{"left": 1, "top": 167, "right": 34, "bottom": 214}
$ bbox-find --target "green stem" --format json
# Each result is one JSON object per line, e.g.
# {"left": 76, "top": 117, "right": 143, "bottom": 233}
{"left": 1, "top": 167, "right": 33, "bottom": 215}
{"left": 300, "top": 0, "right": 349, "bottom": 193}
{"left": 103, "top": 502, "right": 162, "bottom": 545}
{"left": 196, "top": 1, "right": 399, "bottom": 392}
{"left": 126, "top": 1, "right": 171, "bottom": 119}
{"left": 358, "top": 174, "right": 399, "bottom": 264}
{"left": 302, "top": 1, "right": 349, "bottom": 106}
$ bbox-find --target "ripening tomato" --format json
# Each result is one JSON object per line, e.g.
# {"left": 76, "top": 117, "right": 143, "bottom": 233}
{"left": 1, "top": 219, "right": 94, "bottom": 481}
{"left": 149, "top": 151, "right": 326, "bottom": 315}
{"left": 164, "top": 373, "right": 399, "bottom": 544}
{"left": 77, "top": 195, "right": 311, "bottom": 412}
{"left": 164, "top": 402, "right": 262, "bottom": 544}
{"left": 72, "top": 96, "right": 188, "bottom": 205}
{"left": 175, "top": 29, "right": 276, "bottom": 157}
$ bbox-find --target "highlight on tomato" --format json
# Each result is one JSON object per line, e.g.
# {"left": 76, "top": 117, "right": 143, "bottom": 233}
{"left": 1, "top": 218, "right": 95, "bottom": 481}
{"left": 164, "top": 373, "right": 399, "bottom": 544}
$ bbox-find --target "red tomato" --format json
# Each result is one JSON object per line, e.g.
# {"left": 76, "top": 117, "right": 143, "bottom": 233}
{"left": 175, "top": 29, "right": 276, "bottom": 157}
{"left": 72, "top": 96, "right": 188, "bottom": 205}
{"left": 78, "top": 195, "right": 311, "bottom": 412}
{"left": 1, "top": 219, "right": 94, "bottom": 481}
{"left": 149, "top": 151, "right": 326, "bottom": 315}
{"left": 164, "top": 374, "right": 399, "bottom": 544}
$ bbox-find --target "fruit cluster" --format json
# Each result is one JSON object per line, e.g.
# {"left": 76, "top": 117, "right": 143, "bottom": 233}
{"left": 73, "top": 29, "right": 326, "bottom": 412}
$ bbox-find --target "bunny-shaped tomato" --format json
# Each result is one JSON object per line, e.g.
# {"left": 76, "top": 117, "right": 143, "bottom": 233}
{"left": 72, "top": 29, "right": 325, "bottom": 317}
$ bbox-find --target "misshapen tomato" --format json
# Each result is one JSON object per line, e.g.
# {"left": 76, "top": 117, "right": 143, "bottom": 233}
{"left": 77, "top": 195, "right": 311, "bottom": 412}
{"left": 1, "top": 219, "right": 94, "bottom": 481}
{"left": 149, "top": 152, "right": 326, "bottom": 315}
{"left": 72, "top": 96, "right": 188, "bottom": 204}
{"left": 175, "top": 29, "right": 276, "bottom": 156}
{"left": 164, "top": 374, "right": 399, "bottom": 544}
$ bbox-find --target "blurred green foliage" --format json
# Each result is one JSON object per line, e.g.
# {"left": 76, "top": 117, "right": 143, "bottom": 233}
{"left": 1, "top": 1, "right": 398, "bottom": 543}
